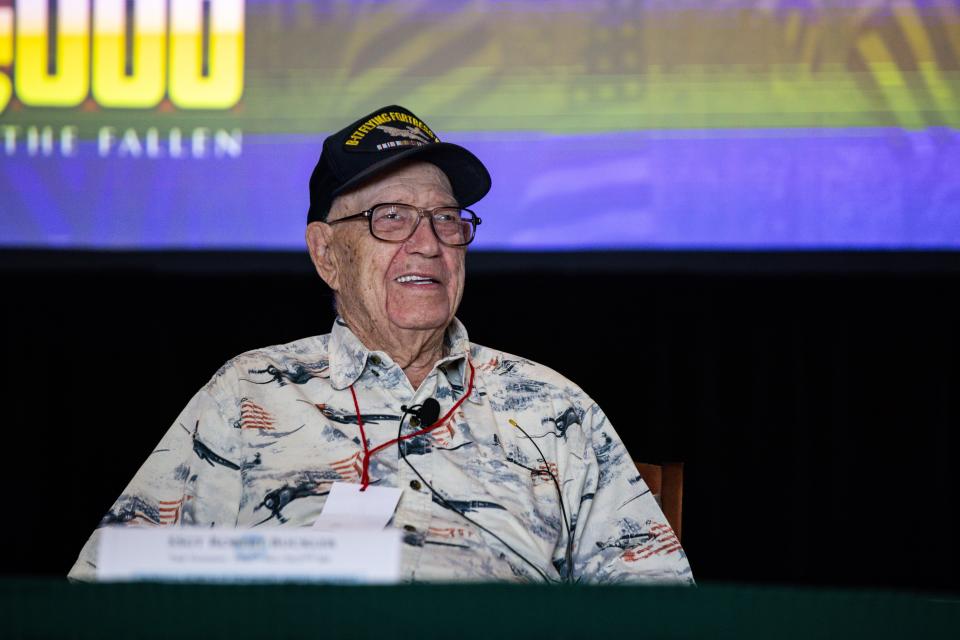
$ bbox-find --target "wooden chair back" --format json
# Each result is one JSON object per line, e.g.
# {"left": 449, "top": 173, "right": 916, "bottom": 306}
{"left": 634, "top": 461, "right": 684, "bottom": 541}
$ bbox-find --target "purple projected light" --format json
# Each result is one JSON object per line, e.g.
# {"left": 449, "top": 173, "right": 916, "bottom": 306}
{"left": 1, "top": 128, "right": 958, "bottom": 250}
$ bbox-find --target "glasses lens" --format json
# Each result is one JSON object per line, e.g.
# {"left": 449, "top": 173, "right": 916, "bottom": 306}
{"left": 432, "top": 208, "right": 475, "bottom": 245}
{"left": 371, "top": 204, "right": 417, "bottom": 241}
{"left": 369, "top": 204, "right": 476, "bottom": 245}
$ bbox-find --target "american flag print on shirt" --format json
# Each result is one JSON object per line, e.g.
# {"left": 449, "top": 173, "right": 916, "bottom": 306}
{"left": 240, "top": 399, "right": 275, "bottom": 430}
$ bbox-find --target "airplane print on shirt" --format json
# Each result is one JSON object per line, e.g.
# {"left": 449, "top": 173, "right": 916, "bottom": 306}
{"left": 533, "top": 406, "right": 584, "bottom": 440}
{"left": 242, "top": 360, "right": 330, "bottom": 387}
{"left": 69, "top": 318, "right": 693, "bottom": 585}
{"left": 303, "top": 401, "right": 400, "bottom": 425}
{"left": 181, "top": 420, "right": 240, "bottom": 470}
{"left": 254, "top": 482, "right": 330, "bottom": 525}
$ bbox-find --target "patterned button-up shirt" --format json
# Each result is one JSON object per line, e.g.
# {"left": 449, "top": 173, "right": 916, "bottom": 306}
{"left": 69, "top": 318, "right": 693, "bottom": 584}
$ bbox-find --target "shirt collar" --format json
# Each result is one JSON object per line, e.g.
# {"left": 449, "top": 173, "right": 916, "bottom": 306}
{"left": 329, "top": 318, "right": 368, "bottom": 390}
{"left": 437, "top": 318, "right": 484, "bottom": 405}
{"left": 329, "top": 317, "right": 480, "bottom": 403}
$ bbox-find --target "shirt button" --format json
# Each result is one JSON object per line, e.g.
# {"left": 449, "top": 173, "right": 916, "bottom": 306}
{"left": 409, "top": 416, "right": 421, "bottom": 427}
{"left": 409, "top": 480, "right": 422, "bottom": 491}
{"left": 403, "top": 524, "right": 417, "bottom": 533}
{"left": 370, "top": 355, "right": 381, "bottom": 366}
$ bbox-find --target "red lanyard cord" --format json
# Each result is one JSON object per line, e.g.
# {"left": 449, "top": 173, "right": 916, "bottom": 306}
{"left": 347, "top": 382, "right": 372, "bottom": 489}
{"left": 348, "top": 359, "right": 475, "bottom": 491}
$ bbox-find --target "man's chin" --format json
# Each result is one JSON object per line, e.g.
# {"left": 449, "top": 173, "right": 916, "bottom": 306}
{"left": 385, "top": 294, "right": 455, "bottom": 333}
{"left": 387, "top": 312, "right": 453, "bottom": 333}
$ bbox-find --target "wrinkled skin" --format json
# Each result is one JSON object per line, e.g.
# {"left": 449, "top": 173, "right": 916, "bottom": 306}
{"left": 305, "top": 162, "right": 466, "bottom": 389}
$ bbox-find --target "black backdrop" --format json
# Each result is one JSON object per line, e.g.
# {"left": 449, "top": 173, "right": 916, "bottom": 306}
{"left": 2, "top": 250, "right": 958, "bottom": 592}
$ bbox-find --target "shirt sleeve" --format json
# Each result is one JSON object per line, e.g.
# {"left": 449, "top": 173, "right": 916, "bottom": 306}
{"left": 569, "top": 403, "right": 695, "bottom": 585}
{"left": 67, "top": 383, "right": 243, "bottom": 582}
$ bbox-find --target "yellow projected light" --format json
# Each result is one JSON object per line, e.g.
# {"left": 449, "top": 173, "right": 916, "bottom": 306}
{"left": 93, "top": 0, "right": 167, "bottom": 108}
{"left": 0, "top": 5, "right": 11, "bottom": 113}
{"left": 3, "top": 0, "right": 244, "bottom": 114}
{"left": 15, "top": 0, "right": 89, "bottom": 107}
{"left": 169, "top": 0, "right": 244, "bottom": 109}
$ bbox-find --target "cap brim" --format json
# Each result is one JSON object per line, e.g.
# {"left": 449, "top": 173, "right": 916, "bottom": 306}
{"left": 331, "top": 142, "right": 491, "bottom": 209}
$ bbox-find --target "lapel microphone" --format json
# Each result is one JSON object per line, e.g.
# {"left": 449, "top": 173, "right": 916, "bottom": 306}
{"left": 401, "top": 398, "right": 441, "bottom": 426}
{"left": 418, "top": 398, "right": 441, "bottom": 426}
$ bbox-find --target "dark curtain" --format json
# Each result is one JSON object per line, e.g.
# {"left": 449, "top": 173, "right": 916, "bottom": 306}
{"left": 3, "top": 253, "right": 957, "bottom": 591}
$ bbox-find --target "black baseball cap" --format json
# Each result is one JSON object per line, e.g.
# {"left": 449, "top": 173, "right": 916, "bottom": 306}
{"left": 307, "top": 105, "right": 492, "bottom": 223}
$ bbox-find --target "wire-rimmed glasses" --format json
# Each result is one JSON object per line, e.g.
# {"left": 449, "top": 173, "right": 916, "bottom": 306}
{"left": 327, "top": 203, "right": 482, "bottom": 247}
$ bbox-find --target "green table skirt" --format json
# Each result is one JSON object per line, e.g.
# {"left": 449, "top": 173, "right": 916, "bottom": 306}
{"left": 2, "top": 579, "right": 958, "bottom": 639}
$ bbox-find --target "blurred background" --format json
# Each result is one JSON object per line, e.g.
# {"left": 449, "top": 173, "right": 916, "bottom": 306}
{"left": 1, "top": 0, "right": 958, "bottom": 591}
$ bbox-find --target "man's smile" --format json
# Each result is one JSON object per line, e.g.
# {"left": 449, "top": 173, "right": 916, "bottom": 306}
{"left": 395, "top": 273, "right": 442, "bottom": 285}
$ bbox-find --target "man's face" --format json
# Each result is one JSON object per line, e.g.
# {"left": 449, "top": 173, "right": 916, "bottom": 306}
{"left": 309, "top": 162, "right": 466, "bottom": 337}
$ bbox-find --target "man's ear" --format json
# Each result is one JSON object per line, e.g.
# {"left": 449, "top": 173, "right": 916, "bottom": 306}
{"left": 306, "top": 222, "right": 340, "bottom": 291}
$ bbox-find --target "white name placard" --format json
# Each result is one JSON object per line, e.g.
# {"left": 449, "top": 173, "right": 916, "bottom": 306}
{"left": 97, "top": 527, "right": 401, "bottom": 584}
{"left": 312, "top": 482, "right": 402, "bottom": 531}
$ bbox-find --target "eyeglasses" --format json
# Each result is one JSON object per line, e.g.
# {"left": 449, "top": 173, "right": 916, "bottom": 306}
{"left": 327, "top": 202, "right": 482, "bottom": 247}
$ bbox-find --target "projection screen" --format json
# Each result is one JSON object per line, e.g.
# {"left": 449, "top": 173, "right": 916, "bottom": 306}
{"left": 1, "top": 0, "right": 958, "bottom": 250}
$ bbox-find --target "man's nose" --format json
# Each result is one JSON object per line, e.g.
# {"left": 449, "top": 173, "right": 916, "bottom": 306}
{"left": 404, "top": 213, "right": 442, "bottom": 256}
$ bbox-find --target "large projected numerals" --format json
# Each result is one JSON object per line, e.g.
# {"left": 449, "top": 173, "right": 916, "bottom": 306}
{"left": 15, "top": 0, "right": 90, "bottom": 107}
{"left": 0, "top": 5, "right": 11, "bottom": 113}
{"left": 169, "top": 0, "right": 244, "bottom": 109}
{"left": 93, "top": 0, "right": 167, "bottom": 108}
{"left": 2, "top": 0, "right": 243, "bottom": 111}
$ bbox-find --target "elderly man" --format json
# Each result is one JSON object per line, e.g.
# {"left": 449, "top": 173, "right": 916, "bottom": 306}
{"left": 69, "top": 106, "right": 693, "bottom": 584}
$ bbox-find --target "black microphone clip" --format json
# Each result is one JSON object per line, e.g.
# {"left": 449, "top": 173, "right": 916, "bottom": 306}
{"left": 402, "top": 398, "right": 441, "bottom": 426}
{"left": 419, "top": 398, "right": 441, "bottom": 426}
